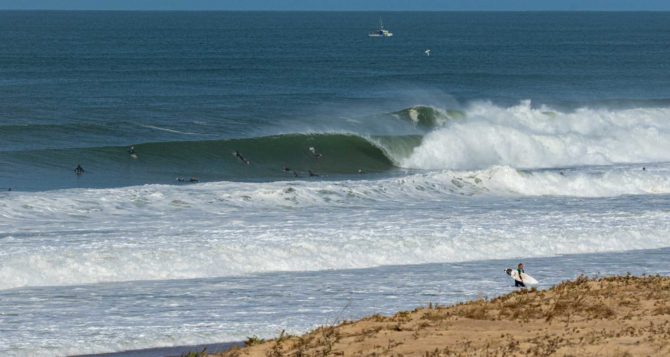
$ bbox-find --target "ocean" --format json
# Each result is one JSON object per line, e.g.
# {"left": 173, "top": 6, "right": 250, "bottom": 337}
{"left": 1, "top": 11, "right": 670, "bottom": 356}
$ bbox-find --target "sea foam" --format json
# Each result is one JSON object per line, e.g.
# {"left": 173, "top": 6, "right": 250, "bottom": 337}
{"left": 2, "top": 164, "right": 670, "bottom": 290}
{"left": 400, "top": 101, "right": 670, "bottom": 170}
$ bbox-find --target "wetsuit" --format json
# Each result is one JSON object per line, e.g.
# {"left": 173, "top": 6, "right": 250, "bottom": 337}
{"left": 515, "top": 268, "right": 525, "bottom": 287}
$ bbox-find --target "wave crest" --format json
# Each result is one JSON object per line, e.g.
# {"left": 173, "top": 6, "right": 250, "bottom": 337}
{"left": 401, "top": 100, "right": 670, "bottom": 170}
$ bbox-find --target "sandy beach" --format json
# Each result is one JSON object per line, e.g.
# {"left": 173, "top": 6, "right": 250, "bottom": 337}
{"left": 215, "top": 275, "right": 670, "bottom": 356}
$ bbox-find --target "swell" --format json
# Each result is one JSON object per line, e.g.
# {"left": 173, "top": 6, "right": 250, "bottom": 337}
{"left": 0, "top": 122, "right": 125, "bottom": 152}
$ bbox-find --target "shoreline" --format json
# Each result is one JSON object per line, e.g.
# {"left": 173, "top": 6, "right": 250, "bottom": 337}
{"left": 51, "top": 248, "right": 670, "bottom": 356}
{"left": 71, "top": 342, "right": 243, "bottom": 357}
{"left": 214, "top": 275, "right": 670, "bottom": 356}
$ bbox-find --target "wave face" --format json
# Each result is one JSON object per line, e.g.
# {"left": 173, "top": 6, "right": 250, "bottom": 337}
{"left": 401, "top": 101, "right": 670, "bottom": 170}
{"left": 0, "top": 134, "right": 417, "bottom": 191}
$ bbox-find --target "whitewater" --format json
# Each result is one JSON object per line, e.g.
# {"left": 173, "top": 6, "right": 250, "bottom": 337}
{"left": 2, "top": 101, "right": 670, "bottom": 356}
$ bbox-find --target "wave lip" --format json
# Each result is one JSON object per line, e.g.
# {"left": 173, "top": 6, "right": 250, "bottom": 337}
{"left": 393, "top": 105, "right": 465, "bottom": 129}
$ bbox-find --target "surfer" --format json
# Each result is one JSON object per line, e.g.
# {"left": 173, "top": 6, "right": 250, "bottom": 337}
{"left": 283, "top": 166, "right": 301, "bottom": 177}
{"left": 128, "top": 146, "right": 138, "bottom": 159}
{"left": 233, "top": 150, "right": 250, "bottom": 165}
{"left": 308, "top": 170, "right": 319, "bottom": 177}
{"left": 515, "top": 263, "right": 526, "bottom": 287}
{"left": 189, "top": 176, "right": 199, "bottom": 183}
{"left": 308, "top": 146, "right": 322, "bottom": 160}
{"left": 74, "top": 164, "right": 85, "bottom": 176}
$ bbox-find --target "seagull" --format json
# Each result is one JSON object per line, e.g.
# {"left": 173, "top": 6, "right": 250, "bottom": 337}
{"left": 424, "top": 49, "right": 431, "bottom": 56}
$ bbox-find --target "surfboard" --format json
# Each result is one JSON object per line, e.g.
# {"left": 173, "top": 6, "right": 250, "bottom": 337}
{"left": 505, "top": 268, "right": 538, "bottom": 285}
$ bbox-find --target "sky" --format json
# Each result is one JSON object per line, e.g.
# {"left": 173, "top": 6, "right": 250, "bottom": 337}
{"left": 1, "top": 0, "right": 670, "bottom": 11}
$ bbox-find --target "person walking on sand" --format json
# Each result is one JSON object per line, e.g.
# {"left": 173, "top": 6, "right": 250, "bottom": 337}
{"left": 515, "top": 263, "right": 526, "bottom": 287}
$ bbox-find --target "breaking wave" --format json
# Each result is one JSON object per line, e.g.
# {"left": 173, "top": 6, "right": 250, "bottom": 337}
{"left": 401, "top": 100, "right": 670, "bottom": 170}
{"left": 4, "top": 101, "right": 670, "bottom": 191}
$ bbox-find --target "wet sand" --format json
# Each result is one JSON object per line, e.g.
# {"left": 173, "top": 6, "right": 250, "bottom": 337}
{"left": 72, "top": 342, "right": 242, "bottom": 357}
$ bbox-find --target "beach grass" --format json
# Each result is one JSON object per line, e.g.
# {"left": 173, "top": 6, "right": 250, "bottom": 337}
{"left": 213, "top": 275, "right": 670, "bottom": 356}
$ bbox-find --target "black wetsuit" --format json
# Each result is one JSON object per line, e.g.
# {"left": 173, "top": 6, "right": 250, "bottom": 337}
{"left": 515, "top": 268, "right": 526, "bottom": 287}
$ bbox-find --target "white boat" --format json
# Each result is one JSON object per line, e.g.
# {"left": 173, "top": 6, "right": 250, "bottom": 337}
{"left": 368, "top": 19, "right": 393, "bottom": 37}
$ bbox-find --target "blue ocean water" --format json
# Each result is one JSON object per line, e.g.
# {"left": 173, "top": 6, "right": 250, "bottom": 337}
{"left": 2, "top": 11, "right": 670, "bottom": 190}
{"left": 1, "top": 11, "right": 670, "bottom": 356}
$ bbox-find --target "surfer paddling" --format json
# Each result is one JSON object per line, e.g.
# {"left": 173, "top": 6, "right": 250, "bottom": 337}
{"left": 176, "top": 176, "right": 199, "bottom": 183}
{"left": 233, "top": 150, "right": 250, "bottom": 165}
{"left": 282, "top": 166, "right": 300, "bottom": 177}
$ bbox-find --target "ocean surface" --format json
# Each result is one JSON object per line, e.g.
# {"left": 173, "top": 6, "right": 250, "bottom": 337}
{"left": 1, "top": 11, "right": 670, "bottom": 356}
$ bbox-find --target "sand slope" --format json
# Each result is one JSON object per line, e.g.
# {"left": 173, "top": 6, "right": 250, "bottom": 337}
{"left": 217, "top": 275, "right": 670, "bottom": 356}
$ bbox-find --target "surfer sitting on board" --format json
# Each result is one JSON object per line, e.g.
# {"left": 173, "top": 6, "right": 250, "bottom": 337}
{"left": 233, "top": 150, "right": 250, "bottom": 165}
{"left": 515, "top": 263, "right": 525, "bottom": 287}
{"left": 128, "top": 145, "right": 138, "bottom": 158}
{"left": 74, "top": 164, "right": 85, "bottom": 176}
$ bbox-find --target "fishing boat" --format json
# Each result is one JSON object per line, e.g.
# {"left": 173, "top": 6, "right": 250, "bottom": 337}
{"left": 368, "top": 19, "right": 393, "bottom": 37}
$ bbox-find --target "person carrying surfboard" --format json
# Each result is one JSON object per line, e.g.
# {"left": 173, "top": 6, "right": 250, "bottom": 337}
{"left": 515, "top": 263, "right": 525, "bottom": 287}
{"left": 505, "top": 264, "right": 537, "bottom": 287}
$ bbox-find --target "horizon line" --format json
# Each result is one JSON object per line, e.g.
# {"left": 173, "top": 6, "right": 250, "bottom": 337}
{"left": 1, "top": 9, "right": 669, "bottom": 12}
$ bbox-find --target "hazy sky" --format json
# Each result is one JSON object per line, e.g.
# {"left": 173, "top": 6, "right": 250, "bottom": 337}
{"left": 1, "top": 0, "right": 670, "bottom": 11}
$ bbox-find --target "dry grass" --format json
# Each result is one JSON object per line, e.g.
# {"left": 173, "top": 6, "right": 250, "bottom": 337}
{"left": 216, "top": 275, "right": 670, "bottom": 357}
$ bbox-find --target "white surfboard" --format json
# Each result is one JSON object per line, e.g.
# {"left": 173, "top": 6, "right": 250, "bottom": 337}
{"left": 505, "top": 268, "right": 538, "bottom": 285}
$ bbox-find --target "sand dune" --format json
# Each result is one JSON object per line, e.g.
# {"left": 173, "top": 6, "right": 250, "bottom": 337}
{"left": 215, "top": 275, "right": 670, "bottom": 356}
